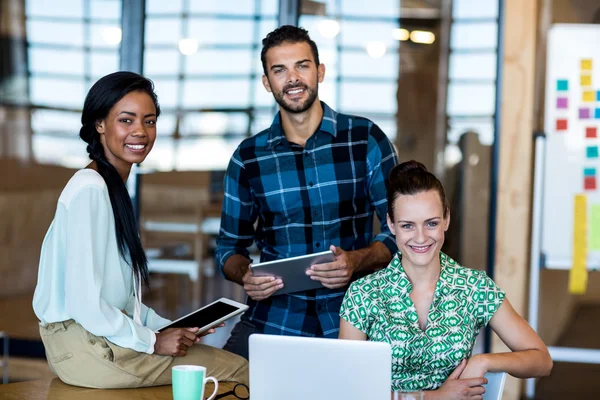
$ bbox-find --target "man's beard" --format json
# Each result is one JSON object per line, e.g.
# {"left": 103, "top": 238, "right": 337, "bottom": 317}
{"left": 272, "top": 83, "right": 319, "bottom": 114}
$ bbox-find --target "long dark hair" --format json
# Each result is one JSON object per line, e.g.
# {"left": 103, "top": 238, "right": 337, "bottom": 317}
{"left": 79, "top": 71, "right": 161, "bottom": 287}
{"left": 387, "top": 160, "right": 449, "bottom": 220}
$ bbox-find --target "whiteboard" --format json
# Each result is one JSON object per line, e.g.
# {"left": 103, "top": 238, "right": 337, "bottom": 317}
{"left": 542, "top": 24, "right": 600, "bottom": 270}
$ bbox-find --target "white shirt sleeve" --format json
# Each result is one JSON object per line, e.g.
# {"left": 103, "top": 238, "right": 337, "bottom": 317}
{"left": 63, "top": 186, "right": 156, "bottom": 354}
{"left": 123, "top": 295, "right": 172, "bottom": 332}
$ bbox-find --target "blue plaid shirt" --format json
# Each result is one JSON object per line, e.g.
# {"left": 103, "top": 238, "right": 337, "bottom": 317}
{"left": 216, "top": 102, "right": 398, "bottom": 337}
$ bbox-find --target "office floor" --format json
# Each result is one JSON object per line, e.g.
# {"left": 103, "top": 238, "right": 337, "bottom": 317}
{"left": 2, "top": 280, "right": 600, "bottom": 398}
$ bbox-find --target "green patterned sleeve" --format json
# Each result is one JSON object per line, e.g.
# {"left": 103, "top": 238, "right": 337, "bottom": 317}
{"left": 473, "top": 271, "right": 506, "bottom": 330}
{"left": 339, "top": 280, "right": 371, "bottom": 334}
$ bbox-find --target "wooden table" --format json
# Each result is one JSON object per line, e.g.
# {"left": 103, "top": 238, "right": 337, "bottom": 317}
{"left": 0, "top": 378, "right": 241, "bottom": 399}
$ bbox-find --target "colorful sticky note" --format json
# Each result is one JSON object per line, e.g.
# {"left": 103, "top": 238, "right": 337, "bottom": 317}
{"left": 597, "top": 91, "right": 600, "bottom": 101}
{"left": 581, "top": 75, "right": 592, "bottom": 87}
{"left": 587, "top": 146, "right": 599, "bottom": 158}
{"left": 585, "top": 168, "right": 597, "bottom": 177}
{"left": 557, "top": 97, "right": 568, "bottom": 109}
{"left": 583, "top": 91, "right": 595, "bottom": 102}
{"left": 587, "top": 127, "right": 598, "bottom": 138}
{"left": 596, "top": 108, "right": 600, "bottom": 119}
{"left": 570, "top": 194, "right": 588, "bottom": 294}
{"left": 580, "top": 108, "right": 591, "bottom": 119}
{"left": 582, "top": 59, "right": 593, "bottom": 70}
{"left": 556, "top": 119, "right": 568, "bottom": 131}
{"left": 557, "top": 79, "right": 569, "bottom": 91}
{"left": 585, "top": 176, "right": 597, "bottom": 190}
{"left": 590, "top": 204, "right": 600, "bottom": 250}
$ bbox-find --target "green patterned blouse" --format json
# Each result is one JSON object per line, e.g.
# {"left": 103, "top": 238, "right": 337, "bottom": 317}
{"left": 340, "top": 252, "right": 505, "bottom": 392}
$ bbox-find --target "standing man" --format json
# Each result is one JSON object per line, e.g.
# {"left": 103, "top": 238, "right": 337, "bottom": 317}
{"left": 216, "top": 25, "right": 398, "bottom": 359}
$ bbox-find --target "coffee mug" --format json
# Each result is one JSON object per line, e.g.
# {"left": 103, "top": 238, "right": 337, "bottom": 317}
{"left": 172, "top": 365, "right": 219, "bottom": 400}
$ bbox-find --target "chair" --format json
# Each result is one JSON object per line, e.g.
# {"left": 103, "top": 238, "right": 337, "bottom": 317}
{"left": 482, "top": 372, "right": 506, "bottom": 400}
{"left": 0, "top": 331, "right": 8, "bottom": 384}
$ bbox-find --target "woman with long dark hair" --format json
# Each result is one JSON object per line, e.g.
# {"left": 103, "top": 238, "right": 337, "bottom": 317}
{"left": 33, "top": 72, "right": 248, "bottom": 389}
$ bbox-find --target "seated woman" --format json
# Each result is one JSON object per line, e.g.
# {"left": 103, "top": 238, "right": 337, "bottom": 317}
{"left": 338, "top": 160, "right": 552, "bottom": 399}
{"left": 32, "top": 72, "right": 248, "bottom": 389}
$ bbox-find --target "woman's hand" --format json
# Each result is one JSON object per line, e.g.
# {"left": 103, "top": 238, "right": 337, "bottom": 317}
{"left": 459, "top": 354, "right": 489, "bottom": 379}
{"left": 154, "top": 327, "right": 200, "bottom": 357}
{"left": 196, "top": 323, "right": 226, "bottom": 338}
{"left": 431, "top": 360, "right": 487, "bottom": 400}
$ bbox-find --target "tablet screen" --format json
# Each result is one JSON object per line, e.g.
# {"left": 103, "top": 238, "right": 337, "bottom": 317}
{"left": 158, "top": 301, "right": 240, "bottom": 331}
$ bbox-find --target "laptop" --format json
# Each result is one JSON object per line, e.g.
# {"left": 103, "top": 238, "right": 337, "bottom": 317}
{"left": 249, "top": 334, "right": 391, "bottom": 400}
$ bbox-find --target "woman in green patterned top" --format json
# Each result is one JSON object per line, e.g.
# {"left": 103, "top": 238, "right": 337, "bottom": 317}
{"left": 339, "top": 160, "right": 552, "bottom": 399}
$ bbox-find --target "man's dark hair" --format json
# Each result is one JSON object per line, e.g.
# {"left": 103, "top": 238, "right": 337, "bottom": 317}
{"left": 261, "top": 25, "right": 320, "bottom": 75}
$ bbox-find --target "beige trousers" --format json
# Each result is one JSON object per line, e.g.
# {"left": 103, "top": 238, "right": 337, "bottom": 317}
{"left": 39, "top": 320, "right": 249, "bottom": 389}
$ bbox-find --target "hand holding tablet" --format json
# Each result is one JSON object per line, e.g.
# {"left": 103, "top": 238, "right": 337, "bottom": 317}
{"left": 250, "top": 250, "right": 335, "bottom": 295}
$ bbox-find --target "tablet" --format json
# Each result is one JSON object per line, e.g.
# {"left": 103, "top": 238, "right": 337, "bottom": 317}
{"left": 157, "top": 298, "right": 248, "bottom": 334}
{"left": 250, "top": 250, "right": 335, "bottom": 295}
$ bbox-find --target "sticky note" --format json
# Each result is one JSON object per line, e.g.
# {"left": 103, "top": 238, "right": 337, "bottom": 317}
{"left": 583, "top": 91, "right": 595, "bottom": 102}
{"left": 587, "top": 146, "right": 599, "bottom": 158}
{"left": 597, "top": 91, "right": 600, "bottom": 101}
{"left": 585, "top": 168, "right": 596, "bottom": 177}
{"left": 581, "top": 75, "right": 592, "bottom": 86}
{"left": 587, "top": 127, "right": 598, "bottom": 138}
{"left": 585, "top": 176, "right": 597, "bottom": 190}
{"left": 557, "top": 79, "right": 569, "bottom": 91}
{"left": 570, "top": 194, "right": 588, "bottom": 294}
{"left": 557, "top": 97, "right": 568, "bottom": 108}
{"left": 596, "top": 108, "right": 600, "bottom": 119}
{"left": 580, "top": 108, "right": 591, "bottom": 119}
{"left": 582, "top": 59, "right": 593, "bottom": 70}
{"left": 590, "top": 204, "right": 600, "bottom": 250}
{"left": 556, "top": 119, "right": 568, "bottom": 131}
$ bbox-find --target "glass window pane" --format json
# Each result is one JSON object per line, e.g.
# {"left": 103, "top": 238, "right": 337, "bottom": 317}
{"left": 261, "top": 0, "right": 279, "bottom": 17}
{"left": 189, "top": 0, "right": 254, "bottom": 15}
{"left": 449, "top": 53, "right": 497, "bottom": 80}
{"left": 90, "top": 52, "right": 119, "bottom": 78}
{"left": 173, "top": 138, "right": 244, "bottom": 170}
{"left": 254, "top": 79, "right": 275, "bottom": 107}
{"left": 29, "top": 48, "right": 84, "bottom": 75}
{"left": 340, "top": 20, "right": 398, "bottom": 48}
{"left": 30, "top": 77, "right": 86, "bottom": 108}
{"left": 259, "top": 19, "right": 279, "bottom": 43}
{"left": 33, "top": 135, "right": 87, "bottom": 167}
{"left": 453, "top": 0, "right": 499, "bottom": 19}
{"left": 26, "top": 0, "right": 83, "bottom": 18}
{"left": 251, "top": 111, "right": 276, "bottom": 135}
{"left": 90, "top": 0, "right": 121, "bottom": 20}
{"left": 187, "top": 19, "right": 254, "bottom": 45}
{"left": 151, "top": 79, "right": 179, "bottom": 108}
{"left": 341, "top": 51, "right": 398, "bottom": 79}
{"left": 448, "top": 118, "right": 495, "bottom": 145}
{"left": 318, "top": 81, "right": 336, "bottom": 109}
{"left": 26, "top": 21, "right": 84, "bottom": 46}
{"left": 450, "top": 23, "right": 498, "bottom": 49}
{"left": 447, "top": 83, "right": 496, "bottom": 116}
{"left": 146, "top": 0, "right": 183, "bottom": 14}
{"left": 182, "top": 79, "right": 251, "bottom": 108}
{"left": 156, "top": 113, "right": 177, "bottom": 136}
{"left": 144, "top": 50, "right": 181, "bottom": 76}
{"left": 90, "top": 24, "right": 122, "bottom": 48}
{"left": 145, "top": 18, "right": 182, "bottom": 45}
{"left": 180, "top": 112, "right": 249, "bottom": 136}
{"left": 340, "top": 82, "right": 396, "bottom": 114}
{"left": 341, "top": 0, "right": 400, "bottom": 17}
{"left": 185, "top": 49, "right": 253, "bottom": 75}
{"left": 31, "top": 110, "right": 81, "bottom": 134}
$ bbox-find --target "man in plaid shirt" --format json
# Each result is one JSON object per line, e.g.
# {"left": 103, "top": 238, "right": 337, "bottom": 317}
{"left": 217, "top": 25, "right": 398, "bottom": 359}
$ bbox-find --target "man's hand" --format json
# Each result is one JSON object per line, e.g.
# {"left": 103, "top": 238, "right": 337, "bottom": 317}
{"left": 305, "top": 245, "right": 358, "bottom": 289}
{"left": 431, "top": 360, "right": 487, "bottom": 400}
{"left": 242, "top": 267, "right": 283, "bottom": 301}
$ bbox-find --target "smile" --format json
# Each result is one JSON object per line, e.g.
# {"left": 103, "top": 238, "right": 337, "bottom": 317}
{"left": 408, "top": 244, "right": 433, "bottom": 253}
{"left": 125, "top": 144, "right": 146, "bottom": 150}
{"left": 286, "top": 88, "right": 304, "bottom": 95}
